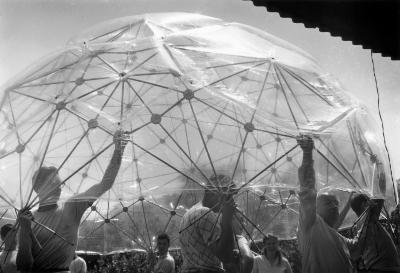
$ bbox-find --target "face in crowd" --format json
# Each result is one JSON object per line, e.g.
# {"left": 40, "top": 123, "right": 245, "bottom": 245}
{"left": 263, "top": 235, "right": 279, "bottom": 254}
{"left": 316, "top": 194, "right": 339, "bottom": 228}
{"left": 156, "top": 233, "right": 170, "bottom": 255}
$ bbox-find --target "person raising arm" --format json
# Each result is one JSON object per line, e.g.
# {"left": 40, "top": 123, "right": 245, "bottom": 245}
{"left": 17, "top": 130, "right": 128, "bottom": 273}
{"left": 297, "top": 135, "right": 353, "bottom": 273}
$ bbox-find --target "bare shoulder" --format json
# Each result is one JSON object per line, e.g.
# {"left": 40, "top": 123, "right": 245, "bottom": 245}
{"left": 166, "top": 254, "right": 175, "bottom": 263}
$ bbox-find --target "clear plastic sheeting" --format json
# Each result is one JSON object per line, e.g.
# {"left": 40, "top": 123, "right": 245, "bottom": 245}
{"left": 67, "top": 13, "right": 223, "bottom": 46}
{"left": 0, "top": 13, "right": 396, "bottom": 253}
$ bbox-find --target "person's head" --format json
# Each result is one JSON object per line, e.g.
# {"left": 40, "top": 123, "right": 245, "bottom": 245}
{"left": 1, "top": 223, "right": 13, "bottom": 241}
{"left": 203, "top": 174, "right": 235, "bottom": 212}
{"left": 32, "top": 166, "right": 61, "bottom": 202}
{"left": 156, "top": 233, "right": 170, "bottom": 255}
{"left": 263, "top": 234, "right": 282, "bottom": 264}
{"left": 316, "top": 194, "right": 339, "bottom": 228}
{"left": 263, "top": 234, "right": 279, "bottom": 254}
{"left": 1, "top": 224, "right": 16, "bottom": 250}
{"left": 350, "top": 193, "right": 370, "bottom": 217}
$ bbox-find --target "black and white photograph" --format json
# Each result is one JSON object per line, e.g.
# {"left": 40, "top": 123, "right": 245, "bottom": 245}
{"left": 0, "top": 1, "right": 399, "bottom": 272}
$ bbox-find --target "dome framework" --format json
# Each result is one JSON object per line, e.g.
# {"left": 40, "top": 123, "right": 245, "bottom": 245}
{"left": 0, "top": 13, "right": 395, "bottom": 253}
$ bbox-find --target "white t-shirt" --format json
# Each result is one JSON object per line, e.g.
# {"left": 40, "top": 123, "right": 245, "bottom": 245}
{"left": 252, "top": 255, "right": 292, "bottom": 273}
{"left": 0, "top": 250, "right": 19, "bottom": 273}
{"left": 154, "top": 252, "right": 175, "bottom": 273}
{"left": 69, "top": 256, "right": 87, "bottom": 273}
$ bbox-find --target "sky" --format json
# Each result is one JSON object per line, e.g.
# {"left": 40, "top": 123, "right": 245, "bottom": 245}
{"left": 0, "top": 0, "right": 399, "bottom": 179}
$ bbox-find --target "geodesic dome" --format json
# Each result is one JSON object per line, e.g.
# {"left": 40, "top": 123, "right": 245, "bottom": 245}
{"left": 0, "top": 13, "right": 396, "bottom": 253}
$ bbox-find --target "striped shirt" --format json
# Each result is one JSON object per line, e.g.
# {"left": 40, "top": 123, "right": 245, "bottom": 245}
{"left": 179, "top": 203, "right": 223, "bottom": 273}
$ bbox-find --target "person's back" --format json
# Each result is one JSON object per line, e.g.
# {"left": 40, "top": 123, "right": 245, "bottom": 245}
{"left": 179, "top": 174, "right": 237, "bottom": 273}
{"left": 69, "top": 255, "right": 87, "bottom": 273}
{"left": 31, "top": 203, "right": 81, "bottom": 271}
{"left": 17, "top": 131, "right": 127, "bottom": 273}
{"left": 179, "top": 203, "right": 222, "bottom": 272}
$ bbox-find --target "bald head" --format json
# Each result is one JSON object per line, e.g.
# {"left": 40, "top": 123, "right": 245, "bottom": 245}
{"left": 316, "top": 194, "right": 339, "bottom": 228}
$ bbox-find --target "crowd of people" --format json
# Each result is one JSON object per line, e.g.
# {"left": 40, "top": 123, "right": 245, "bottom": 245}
{"left": 1, "top": 134, "right": 400, "bottom": 273}
{"left": 78, "top": 246, "right": 183, "bottom": 273}
{"left": 68, "top": 222, "right": 399, "bottom": 273}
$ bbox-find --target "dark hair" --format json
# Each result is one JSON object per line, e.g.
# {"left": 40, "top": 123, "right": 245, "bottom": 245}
{"left": 32, "top": 166, "right": 58, "bottom": 192}
{"left": 157, "top": 233, "right": 170, "bottom": 244}
{"left": 207, "top": 174, "right": 234, "bottom": 191}
{"left": 1, "top": 224, "right": 13, "bottom": 240}
{"left": 263, "top": 234, "right": 282, "bottom": 266}
{"left": 262, "top": 234, "right": 278, "bottom": 244}
{"left": 351, "top": 193, "right": 370, "bottom": 216}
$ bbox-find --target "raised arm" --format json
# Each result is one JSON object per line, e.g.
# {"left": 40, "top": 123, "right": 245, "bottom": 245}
{"left": 236, "top": 236, "right": 254, "bottom": 273}
{"left": 297, "top": 135, "right": 316, "bottom": 232}
{"left": 65, "top": 130, "right": 128, "bottom": 214}
{"left": 370, "top": 154, "right": 386, "bottom": 197}
{"left": 376, "top": 161, "right": 386, "bottom": 197}
{"left": 75, "top": 130, "right": 127, "bottom": 201}
{"left": 16, "top": 210, "right": 34, "bottom": 273}
{"left": 215, "top": 195, "right": 236, "bottom": 263}
{"left": 228, "top": 212, "right": 254, "bottom": 273}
